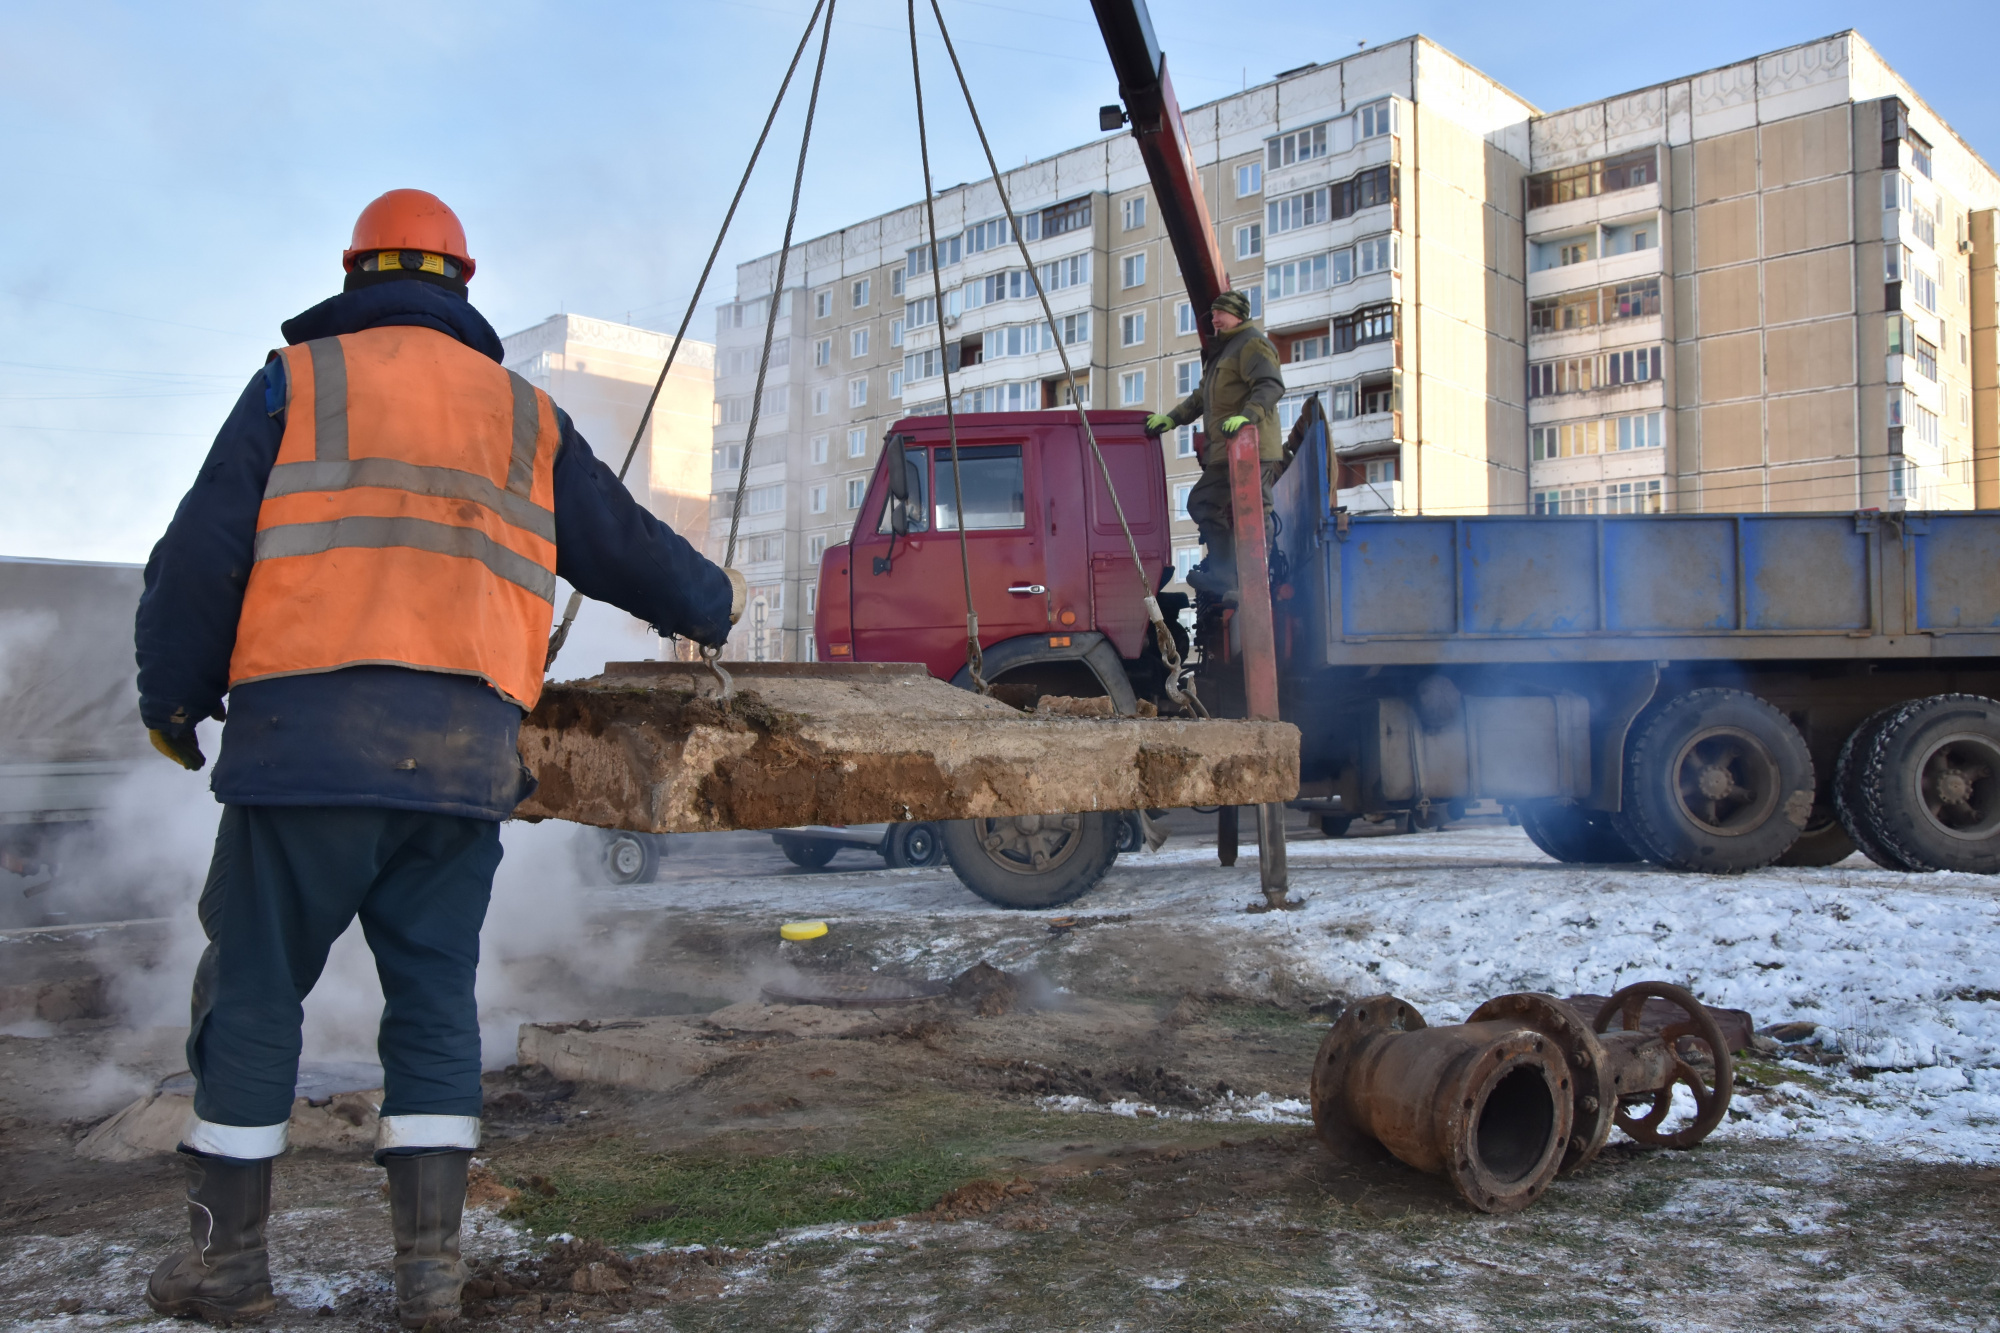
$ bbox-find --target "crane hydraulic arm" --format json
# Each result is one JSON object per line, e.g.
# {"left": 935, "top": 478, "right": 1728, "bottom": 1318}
{"left": 1090, "top": 0, "right": 1231, "bottom": 357}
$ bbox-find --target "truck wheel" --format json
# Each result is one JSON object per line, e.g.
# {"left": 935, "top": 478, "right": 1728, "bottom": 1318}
{"left": 939, "top": 813, "right": 1118, "bottom": 909}
{"left": 1613, "top": 689, "right": 1814, "bottom": 873}
{"left": 1112, "top": 811, "right": 1145, "bottom": 855}
{"left": 1318, "top": 814, "right": 1352, "bottom": 839}
{"left": 1834, "top": 707, "right": 1921, "bottom": 870}
{"left": 780, "top": 839, "right": 838, "bottom": 870}
{"left": 883, "top": 822, "right": 943, "bottom": 869}
{"left": 1846, "top": 694, "right": 2000, "bottom": 873}
{"left": 598, "top": 830, "right": 661, "bottom": 885}
{"left": 1517, "top": 801, "right": 1640, "bottom": 864}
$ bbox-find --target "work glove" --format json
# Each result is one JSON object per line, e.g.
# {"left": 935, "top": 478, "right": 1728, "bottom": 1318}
{"left": 1221, "top": 415, "right": 1251, "bottom": 436}
{"left": 725, "top": 568, "right": 747, "bottom": 625}
{"left": 1143, "top": 413, "right": 1175, "bottom": 437}
{"left": 147, "top": 703, "right": 215, "bottom": 771}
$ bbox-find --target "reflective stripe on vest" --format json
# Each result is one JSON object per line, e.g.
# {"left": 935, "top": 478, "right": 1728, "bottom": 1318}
{"left": 226, "top": 326, "right": 562, "bottom": 709}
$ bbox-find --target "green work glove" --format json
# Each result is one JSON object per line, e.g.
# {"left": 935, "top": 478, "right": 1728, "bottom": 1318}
{"left": 1143, "top": 413, "right": 1175, "bottom": 437}
{"left": 149, "top": 727, "right": 205, "bottom": 772}
{"left": 1221, "top": 415, "right": 1251, "bottom": 436}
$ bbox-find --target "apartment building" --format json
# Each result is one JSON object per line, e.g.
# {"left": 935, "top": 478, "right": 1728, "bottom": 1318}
{"left": 1525, "top": 35, "right": 2000, "bottom": 515}
{"left": 711, "top": 29, "right": 1998, "bottom": 663}
{"left": 502, "top": 313, "right": 715, "bottom": 667}
{"left": 711, "top": 36, "right": 1535, "bottom": 661}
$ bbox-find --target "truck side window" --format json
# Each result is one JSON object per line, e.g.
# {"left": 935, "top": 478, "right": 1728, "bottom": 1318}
{"left": 876, "top": 449, "right": 930, "bottom": 534}
{"left": 934, "top": 445, "right": 1026, "bottom": 531}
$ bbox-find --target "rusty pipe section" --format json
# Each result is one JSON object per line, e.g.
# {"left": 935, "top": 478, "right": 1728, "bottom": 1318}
{"left": 1310, "top": 983, "right": 1735, "bottom": 1214}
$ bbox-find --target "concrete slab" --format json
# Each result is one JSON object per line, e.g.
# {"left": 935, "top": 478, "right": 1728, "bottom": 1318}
{"left": 514, "top": 661, "right": 1300, "bottom": 833}
{"left": 76, "top": 1064, "right": 385, "bottom": 1161}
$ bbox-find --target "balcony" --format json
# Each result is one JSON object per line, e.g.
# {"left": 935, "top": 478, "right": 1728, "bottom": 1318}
{"left": 1525, "top": 180, "right": 1662, "bottom": 236}
{"left": 1330, "top": 412, "right": 1399, "bottom": 451}
{"left": 1337, "top": 478, "right": 1402, "bottom": 514}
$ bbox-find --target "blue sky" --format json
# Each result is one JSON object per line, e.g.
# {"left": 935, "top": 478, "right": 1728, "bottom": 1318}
{"left": 4, "top": 0, "right": 1995, "bottom": 562}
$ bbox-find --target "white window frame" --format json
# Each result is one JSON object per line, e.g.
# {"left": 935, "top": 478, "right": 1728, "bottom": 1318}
{"left": 1172, "top": 482, "right": 1194, "bottom": 521}
{"left": 1235, "top": 223, "right": 1262, "bottom": 260}
{"left": 808, "top": 484, "right": 827, "bottom": 513}
{"left": 845, "top": 477, "right": 867, "bottom": 509}
{"left": 814, "top": 338, "right": 831, "bottom": 367}
{"left": 1122, "top": 196, "right": 1147, "bottom": 230}
{"left": 808, "top": 533, "right": 826, "bottom": 562}
{"left": 847, "top": 428, "right": 867, "bottom": 458}
{"left": 1175, "top": 425, "right": 1196, "bottom": 457}
{"left": 814, "top": 290, "right": 832, "bottom": 318}
{"left": 1236, "top": 162, "right": 1262, "bottom": 197}
{"left": 809, "top": 434, "right": 828, "bottom": 464}
{"left": 891, "top": 266, "right": 906, "bottom": 296}
{"left": 852, "top": 277, "right": 871, "bottom": 308}
{"left": 851, "top": 327, "right": 869, "bottom": 357}
{"left": 890, "top": 369, "right": 905, "bottom": 398}
{"left": 1176, "top": 303, "right": 1196, "bottom": 336}
{"left": 891, "top": 317, "right": 905, "bottom": 347}
{"left": 811, "top": 386, "right": 830, "bottom": 415}
{"left": 1122, "top": 251, "right": 1147, "bottom": 288}
{"left": 849, "top": 376, "right": 868, "bottom": 408}
{"left": 1120, "top": 311, "right": 1146, "bottom": 347}
{"left": 1175, "top": 359, "right": 1199, "bottom": 396}
{"left": 1120, "top": 369, "right": 1146, "bottom": 406}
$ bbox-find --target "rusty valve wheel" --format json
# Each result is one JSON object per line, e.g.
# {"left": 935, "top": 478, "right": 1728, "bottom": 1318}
{"left": 1591, "top": 981, "right": 1735, "bottom": 1150}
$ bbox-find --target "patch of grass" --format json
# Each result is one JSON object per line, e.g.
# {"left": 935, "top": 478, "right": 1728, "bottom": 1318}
{"left": 501, "top": 1140, "right": 981, "bottom": 1246}
{"left": 1203, "top": 1002, "right": 1320, "bottom": 1033}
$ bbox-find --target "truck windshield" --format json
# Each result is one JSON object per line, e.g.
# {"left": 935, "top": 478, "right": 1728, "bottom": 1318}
{"left": 933, "top": 445, "right": 1026, "bottom": 530}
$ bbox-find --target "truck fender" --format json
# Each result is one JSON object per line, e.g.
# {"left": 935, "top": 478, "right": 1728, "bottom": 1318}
{"left": 1588, "top": 661, "right": 1663, "bottom": 811}
{"left": 950, "top": 630, "right": 1139, "bottom": 716}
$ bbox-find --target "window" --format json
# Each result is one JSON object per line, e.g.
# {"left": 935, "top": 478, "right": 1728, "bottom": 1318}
{"left": 1607, "top": 278, "right": 1660, "bottom": 321}
{"left": 1909, "top": 132, "right": 1934, "bottom": 180}
{"left": 1530, "top": 421, "right": 1605, "bottom": 460}
{"left": 851, "top": 327, "right": 869, "bottom": 357}
{"left": 1235, "top": 223, "right": 1262, "bottom": 260}
{"left": 1175, "top": 425, "right": 1196, "bottom": 457}
{"left": 847, "top": 428, "right": 867, "bottom": 458}
{"left": 1615, "top": 411, "right": 1665, "bottom": 451}
{"left": 904, "top": 348, "right": 944, "bottom": 382}
{"left": 745, "top": 483, "right": 784, "bottom": 515}
{"left": 1913, "top": 336, "right": 1939, "bottom": 380}
{"left": 852, "top": 277, "right": 870, "bottom": 308}
{"left": 1038, "top": 253, "right": 1091, "bottom": 291}
{"left": 1123, "top": 196, "right": 1147, "bottom": 230}
{"left": 1530, "top": 290, "right": 1600, "bottom": 334}
{"left": 1172, "top": 482, "right": 1194, "bottom": 521}
{"left": 1121, "top": 311, "right": 1146, "bottom": 347}
{"left": 1332, "top": 303, "right": 1394, "bottom": 352}
{"left": 964, "top": 217, "right": 1011, "bottom": 254}
{"left": 934, "top": 445, "right": 1026, "bottom": 529}
{"left": 957, "top": 382, "right": 1036, "bottom": 412}
{"left": 907, "top": 297, "right": 936, "bottom": 329}
{"left": 1526, "top": 149, "right": 1658, "bottom": 209}
{"left": 742, "top": 534, "right": 784, "bottom": 564}
{"left": 720, "top": 395, "right": 750, "bottom": 424}
{"left": 1532, "top": 485, "right": 1601, "bottom": 515}
{"left": 1122, "top": 252, "right": 1147, "bottom": 288}
{"left": 808, "top": 484, "right": 827, "bottom": 513}
{"left": 1041, "top": 197, "right": 1091, "bottom": 238}
{"left": 1266, "top": 122, "right": 1327, "bottom": 170}
{"left": 811, "top": 386, "right": 830, "bottom": 415}
{"left": 810, "top": 434, "right": 828, "bottom": 464}
{"left": 1604, "top": 480, "right": 1665, "bottom": 514}
{"left": 1177, "top": 303, "right": 1197, "bottom": 336}
{"left": 814, "top": 338, "right": 831, "bottom": 367}
{"left": 815, "top": 290, "right": 832, "bottom": 319}
{"left": 1268, "top": 188, "right": 1327, "bottom": 234}
{"left": 1247, "top": 285, "right": 1262, "bottom": 320}
{"left": 1173, "top": 546, "right": 1202, "bottom": 583}
{"left": 1291, "top": 334, "right": 1328, "bottom": 362}
{"left": 1963, "top": 392, "right": 1971, "bottom": 425}
{"left": 1356, "top": 234, "right": 1395, "bottom": 275}
{"left": 1267, "top": 254, "right": 1328, "bottom": 299}
{"left": 806, "top": 583, "right": 818, "bottom": 615}
{"left": 1360, "top": 457, "right": 1397, "bottom": 485}
{"left": 891, "top": 318, "right": 905, "bottom": 347}
{"left": 1911, "top": 268, "right": 1938, "bottom": 313}
{"left": 1890, "top": 458, "right": 1908, "bottom": 499}
{"left": 714, "top": 442, "right": 741, "bottom": 471}
{"left": 1175, "top": 359, "right": 1199, "bottom": 395}
{"left": 1120, "top": 369, "right": 1146, "bottom": 405}
{"left": 1559, "top": 239, "right": 1592, "bottom": 266}
{"left": 906, "top": 234, "right": 963, "bottom": 275}
{"left": 808, "top": 534, "right": 826, "bottom": 562}
{"left": 848, "top": 377, "right": 868, "bottom": 408}
{"left": 1357, "top": 99, "right": 1393, "bottom": 140}
{"left": 1605, "top": 346, "right": 1660, "bottom": 386}
{"left": 891, "top": 266, "right": 906, "bottom": 296}
{"left": 843, "top": 477, "right": 869, "bottom": 511}
{"left": 965, "top": 270, "right": 1032, "bottom": 308}
{"left": 1236, "top": 162, "right": 1262, "bottom": 197}
{"left": 890, "top": 369, "right": 904, "bottom": 398}
{"left": 761, "top": 386, "right": 788, "bottom": 416}
{"left": 1962, "top": 332, "right": 1970, "bottom": 365}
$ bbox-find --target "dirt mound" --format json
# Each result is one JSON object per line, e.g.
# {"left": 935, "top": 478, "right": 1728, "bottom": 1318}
{"left": 462, "top": 1238, "right": 740, "bottom": 1320}
{"left": 919, "top": 1175, "right": 1035, "bottom": 1221}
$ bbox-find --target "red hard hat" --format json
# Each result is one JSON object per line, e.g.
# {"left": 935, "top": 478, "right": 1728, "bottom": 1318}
{"left": 342, "top": 189, "right": 476, "bottom": 279}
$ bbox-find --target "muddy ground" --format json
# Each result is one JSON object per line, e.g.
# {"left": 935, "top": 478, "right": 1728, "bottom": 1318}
{"left": 2, "top": 813, "right": 1997, "bottom": 1331}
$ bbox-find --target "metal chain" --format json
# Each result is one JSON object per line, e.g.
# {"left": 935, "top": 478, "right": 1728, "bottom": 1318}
{"left": 908, "top": 0, "right": 986, "bottom": 693}
{"left": 545, "top": 0, "right": 831, "bottom": 675}
{"left": 922, "top": 0, "right": 1204, "bottom": 716}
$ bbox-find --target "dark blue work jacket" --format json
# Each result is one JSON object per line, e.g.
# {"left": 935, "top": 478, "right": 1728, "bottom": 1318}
{"left": 135, "top": 280, "right": 731, "bottom": 820}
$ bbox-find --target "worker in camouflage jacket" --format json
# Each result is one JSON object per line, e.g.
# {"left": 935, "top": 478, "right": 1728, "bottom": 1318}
{"left": 1146, "top": 289, "right": 1285, "bottom": 598}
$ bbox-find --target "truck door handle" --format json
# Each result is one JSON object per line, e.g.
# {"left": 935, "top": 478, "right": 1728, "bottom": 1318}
{"left": 1007, "top": 584, "right": 1047, "bottom": 595}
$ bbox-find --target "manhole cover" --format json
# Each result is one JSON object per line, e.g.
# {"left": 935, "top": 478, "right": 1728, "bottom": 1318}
{"left": 760, "top": 975, "right": 948, "bottom": 1008}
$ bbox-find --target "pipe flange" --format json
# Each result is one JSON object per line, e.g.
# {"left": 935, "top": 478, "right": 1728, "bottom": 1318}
{"left": 1435, "top": 1031, "right": 1573, "bottom": 1214}
{"left": 1309, "top": 994, "right": 1424, "bottom": 1153}
{"left": 1467, "top": 991, "right": 1615, "bottom": 1173}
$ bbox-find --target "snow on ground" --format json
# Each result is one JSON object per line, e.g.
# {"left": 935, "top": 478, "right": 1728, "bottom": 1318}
{"left": 616, "top": 823, "right": 2000, "bottom": 1163}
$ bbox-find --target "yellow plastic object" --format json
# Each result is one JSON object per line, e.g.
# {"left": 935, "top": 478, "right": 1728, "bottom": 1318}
{"left": 780, "top": 921, "right": 829, "bottom": 941}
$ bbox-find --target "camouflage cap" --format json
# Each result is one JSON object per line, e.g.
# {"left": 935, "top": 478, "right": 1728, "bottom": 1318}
{"left": 1210, "top": 290, "right": 1252, "bottom": 319}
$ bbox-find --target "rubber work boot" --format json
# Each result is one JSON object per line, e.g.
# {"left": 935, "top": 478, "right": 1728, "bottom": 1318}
{"left": 145, "top": 1147, "right": 278, "bottom": 1324}
{"left": 384, "top": 1149, "right": 472, "bottom": 1329}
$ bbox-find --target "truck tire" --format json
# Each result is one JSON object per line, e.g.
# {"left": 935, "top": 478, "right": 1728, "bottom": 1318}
{"left": 780, "top": 839, "right": 839, "bottom": 870}
{"left": 1516, "top": 801, "right": 1640, "bottom": 864}
{"left": 1612, "top": 688, "right": 1814, "bottom": 873}
{"left": 1845, "top": 694, "right": 2000, "bottom": 874}
{"left": 940, "top": 813, "right": 1118, "bottom": 909}
{"left": 883, "top": 822, "right": 943, "bottom": 869}
{"left": 1318, "top": 814, "right": 1352, "bottom": 839}
{"left": 1833, "top": 707, "right": 1921, "bottom": 871}
{"left": 597, "top": 830, "right": 661, "bottom": 885}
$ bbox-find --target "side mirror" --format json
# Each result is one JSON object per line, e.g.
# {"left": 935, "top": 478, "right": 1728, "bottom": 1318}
{"left": 885, "top": 437, "right": 908, "bottom": 500}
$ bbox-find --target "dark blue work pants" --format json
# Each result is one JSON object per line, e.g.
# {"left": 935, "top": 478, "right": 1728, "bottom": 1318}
{"left": 186, "top": 805, "right": 500, "bottom": 1135}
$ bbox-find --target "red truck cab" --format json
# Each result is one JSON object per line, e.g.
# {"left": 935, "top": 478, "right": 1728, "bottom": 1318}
{"left": 814, "top": 409, "right": 1182, "bottom": 709}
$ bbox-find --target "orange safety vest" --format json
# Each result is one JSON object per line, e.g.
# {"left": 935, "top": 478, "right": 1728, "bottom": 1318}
{"left": 227, "top": 326, "right": 561, "bottom": 709}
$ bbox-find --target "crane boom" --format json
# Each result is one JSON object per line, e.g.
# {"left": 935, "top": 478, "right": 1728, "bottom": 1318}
{"left": 1090, "top": 0, "right": 1231, "bottom": 356}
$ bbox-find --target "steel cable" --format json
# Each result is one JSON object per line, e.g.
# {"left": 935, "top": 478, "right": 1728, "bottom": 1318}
{"left": 544, "top": 0, "right": 831, "bottom": 674}
{"left": 921, "top": 0, "right": 1204, "bottom": 716}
